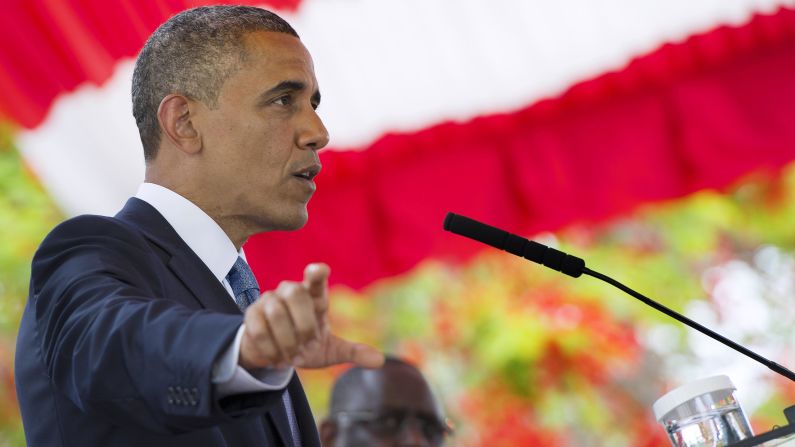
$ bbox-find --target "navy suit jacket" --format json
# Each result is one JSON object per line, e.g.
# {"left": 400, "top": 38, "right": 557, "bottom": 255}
{"left": 15, "top": 198, "right": 320, "bottom": 446}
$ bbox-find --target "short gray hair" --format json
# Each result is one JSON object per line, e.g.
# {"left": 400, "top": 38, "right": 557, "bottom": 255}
{"left": 131, "top": 5, "right": 299, "bottom": 160}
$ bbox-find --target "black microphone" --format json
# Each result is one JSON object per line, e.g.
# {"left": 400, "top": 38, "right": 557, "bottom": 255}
{"left": 443, "top": 212, "right": 585, "bottom": 277}
{"left": 443, "top": 211, "right": 795, "bottom": 383}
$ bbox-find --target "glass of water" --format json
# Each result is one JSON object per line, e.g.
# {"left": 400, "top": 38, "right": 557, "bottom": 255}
{"left": 653, "top": 375, "right": 754, "bottom": 447}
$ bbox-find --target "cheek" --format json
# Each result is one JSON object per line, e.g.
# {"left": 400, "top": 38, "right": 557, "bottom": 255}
{"left": 245, "top": 122, "right": 290, "bottom": 160}
{"left": 251, "top": 152, "right": 288, "bottom": 185}
{"left": 214, "top": 118, "right": 294, "bottom": 184}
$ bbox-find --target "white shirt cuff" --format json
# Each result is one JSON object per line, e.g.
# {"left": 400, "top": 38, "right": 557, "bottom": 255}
{"left": 212, "top": 324, "right": 294, "bottom": 398}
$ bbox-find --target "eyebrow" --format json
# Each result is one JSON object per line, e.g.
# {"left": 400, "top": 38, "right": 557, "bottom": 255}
{"left": 258, "top": 80, "right": 321, "bottom": 106}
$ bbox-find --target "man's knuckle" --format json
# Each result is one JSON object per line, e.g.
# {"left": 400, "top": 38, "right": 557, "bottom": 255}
{"left": 263, "top": 299, "right": 284, "bottom": 317}
{"left": 276, "top": 281, "right": 299, "bottom": 295}
{"left": 288, "top": 283, "right": 307, "bottom": 297}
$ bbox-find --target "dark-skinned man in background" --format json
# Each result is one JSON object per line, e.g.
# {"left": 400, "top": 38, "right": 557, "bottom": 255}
{"left": 320, "top": 357, "right": 453, "bottom": 447}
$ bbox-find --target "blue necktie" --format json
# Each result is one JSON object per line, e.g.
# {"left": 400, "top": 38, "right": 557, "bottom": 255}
{"left": 226, "top": 257, "right": 260, "bottom": 312}
{"left": 226, "top": 257, "right": 302, "bottom": 447}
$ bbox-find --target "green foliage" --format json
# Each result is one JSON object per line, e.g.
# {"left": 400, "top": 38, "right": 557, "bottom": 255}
{"left": 0, "top": 124, "right": 63, "bottom": 445}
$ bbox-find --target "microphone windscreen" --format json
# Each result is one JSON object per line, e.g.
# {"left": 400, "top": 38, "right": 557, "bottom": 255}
{"left": 443, "top": 212, "right": 585, "bottom": 278}
{"left": 444, "top": 213, "right": 507, "bottom": 249}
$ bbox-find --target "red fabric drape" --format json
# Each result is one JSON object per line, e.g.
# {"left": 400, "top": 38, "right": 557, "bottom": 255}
{"left": 0, "top": 0, "right": 302, "bottom": 127}
{"left": 246, "top": 8, "right": 795, "bottom": 289}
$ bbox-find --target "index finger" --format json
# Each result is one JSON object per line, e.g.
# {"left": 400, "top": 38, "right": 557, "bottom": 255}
{"left": 303, "top": 263, "right": 330, "bottom": 298}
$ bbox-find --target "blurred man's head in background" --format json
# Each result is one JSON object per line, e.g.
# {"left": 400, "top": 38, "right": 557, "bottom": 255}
{"left": 320, "top": 356, "right": 452, "bottom": 447}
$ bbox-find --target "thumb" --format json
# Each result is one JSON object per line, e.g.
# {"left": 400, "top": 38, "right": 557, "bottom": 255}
{"left": 327, "top": 335, "right": 385, "bottom": 369}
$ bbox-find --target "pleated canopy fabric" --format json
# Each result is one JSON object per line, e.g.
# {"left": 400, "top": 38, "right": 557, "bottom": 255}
{"left": 249, "top": 7, "right": 795, "bottom": 289}
{"left": 1, "top": 0, "right": 794, "bottom": 289}
{"left": 0, "top": 0, "right": 300, "bottom": 127}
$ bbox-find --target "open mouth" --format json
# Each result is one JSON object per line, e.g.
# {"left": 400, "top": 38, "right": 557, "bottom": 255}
{"left": 292, "top": 164, "right": 322, "bottom": 181}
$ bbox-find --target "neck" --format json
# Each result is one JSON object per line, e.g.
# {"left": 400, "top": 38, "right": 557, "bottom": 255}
{"left": 205, "top": 211, "right": 250, "bottom": 251}
{"left": 144, "top": 172, "right": 250, "bottom": 251}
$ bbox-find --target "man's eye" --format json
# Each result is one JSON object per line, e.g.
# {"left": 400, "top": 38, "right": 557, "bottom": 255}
{"left": 373, "top": 415, "right": 402, "bottom": 431}
{"left": 273, "top": 95, "right": 293, "bottom": 106}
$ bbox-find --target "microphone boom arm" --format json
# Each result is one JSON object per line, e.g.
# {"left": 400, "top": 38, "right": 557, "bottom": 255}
{"left": 583, "top": 267, "right": 795, "bottom": 382}
{"left": 443, "top": 212, "right": 795, "bottom": 383}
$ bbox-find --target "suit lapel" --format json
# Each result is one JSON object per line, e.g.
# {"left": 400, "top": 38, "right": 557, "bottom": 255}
{"left": 267, "top": 374, "right": 319, "bottom": 447}
{"left": 167, "top": 253, "right": 241, "bottom": 314}
{"left": 290, "top": 374, "right": 320, "bottom": 447}
{"left": 267, "top": 390, "right": 295, "bottom": 447}
{"left": 115, "top": 197, "right": 241, "bottom": 315}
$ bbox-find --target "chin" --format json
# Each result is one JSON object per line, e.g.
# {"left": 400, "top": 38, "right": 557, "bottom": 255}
{"left": 264, "top": 209, "right": 308, "bottom": 232}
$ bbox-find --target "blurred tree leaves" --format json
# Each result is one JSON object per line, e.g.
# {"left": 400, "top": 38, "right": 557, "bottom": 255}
{"left": 0, "top": 124, "right": 62, "bottom": 446}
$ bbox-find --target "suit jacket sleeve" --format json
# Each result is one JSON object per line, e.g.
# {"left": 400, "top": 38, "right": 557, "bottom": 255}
{"left": 28, "top": 215, "right": 284, "bottom": 434}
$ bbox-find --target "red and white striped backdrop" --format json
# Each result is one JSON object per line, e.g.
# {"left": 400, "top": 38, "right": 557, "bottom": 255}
{"left": 2, "top": 0, "right": 794, "bottom": 288}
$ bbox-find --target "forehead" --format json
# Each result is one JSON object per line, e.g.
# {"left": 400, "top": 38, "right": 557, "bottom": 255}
{"left": 220, "top": 30, "right": 317, "bottom": 96}
{"left": 346, "top": 366, "right": 440, "bottom": 415}
{"left": 242, "top": 31, "right": 314, "bottom": 75}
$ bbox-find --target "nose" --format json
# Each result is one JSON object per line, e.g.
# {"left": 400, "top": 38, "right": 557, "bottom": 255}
{"left": 297, "top": 107, "right": 330, "bottom": 151}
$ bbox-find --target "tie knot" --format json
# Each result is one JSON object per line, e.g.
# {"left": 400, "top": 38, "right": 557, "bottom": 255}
{"left": 226, "top": 257, "right": 260, "bottom": 311}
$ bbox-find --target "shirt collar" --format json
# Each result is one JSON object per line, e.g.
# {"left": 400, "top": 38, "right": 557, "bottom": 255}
{"left": 135, "top": 183, "right": 240, "bottom": 283}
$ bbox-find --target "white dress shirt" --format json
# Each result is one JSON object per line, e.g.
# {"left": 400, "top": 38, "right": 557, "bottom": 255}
{"left": 135, "top": 183, "right": 293, "bottom": 397}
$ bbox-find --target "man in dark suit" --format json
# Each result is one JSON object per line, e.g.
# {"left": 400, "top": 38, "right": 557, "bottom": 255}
{"left": 15, "top": 5, "right": 383, "bottom": 446}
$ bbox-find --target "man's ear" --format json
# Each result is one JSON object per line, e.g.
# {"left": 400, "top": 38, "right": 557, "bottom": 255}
{"left": 157, "top": 94, "right": 201, "bottom": 155}
{"left": 319, "top": 420, "right": 338, "bottom": 447}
